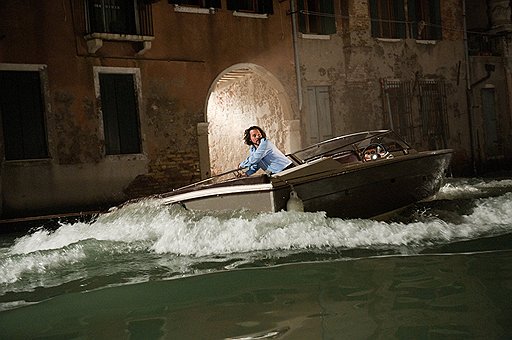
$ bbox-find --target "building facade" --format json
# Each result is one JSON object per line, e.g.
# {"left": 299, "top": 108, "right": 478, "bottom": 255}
{"left": 0, "top": 0, "right": 511, "bottom": 219}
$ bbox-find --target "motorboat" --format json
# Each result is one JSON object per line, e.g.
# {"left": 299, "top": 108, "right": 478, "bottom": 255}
{"left": 159, "top": 130, "right": 453, "bottom": 219}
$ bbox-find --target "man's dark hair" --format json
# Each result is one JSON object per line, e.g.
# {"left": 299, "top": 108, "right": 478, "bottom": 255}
{"left": 243, "top": 126, "right": 266, "bottom": 145}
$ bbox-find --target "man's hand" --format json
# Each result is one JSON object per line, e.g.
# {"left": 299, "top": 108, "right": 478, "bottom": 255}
{"left": 234, "top": 169, "right": 247, "bottom": 178}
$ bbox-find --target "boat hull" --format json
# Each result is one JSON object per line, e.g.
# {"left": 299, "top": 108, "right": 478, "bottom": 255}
{"left": 165, "top": 183, "right": 278, "bottom": 213}
{"left": 160, "top": 149, "right": 452, "bottom": 220}
{"left": 280, "top": 150, "right": 452, "bottom": 219}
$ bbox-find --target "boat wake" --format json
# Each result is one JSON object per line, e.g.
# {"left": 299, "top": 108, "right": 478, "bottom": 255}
{"left": 1, "top": 177, "right": 512, "bottom": 306}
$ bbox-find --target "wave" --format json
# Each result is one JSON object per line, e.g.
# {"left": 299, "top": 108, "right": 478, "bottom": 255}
{"left": 435, "top": 177, "right": 512, "bottom": 200}
{"left": 1, "top": 178, "right": 512, "bottom": 288}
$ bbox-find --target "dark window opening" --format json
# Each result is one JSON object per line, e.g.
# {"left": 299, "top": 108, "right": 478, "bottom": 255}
{"left": 87, "top": 0, "right": 136, "bottom": 34}
{"left": 99, "top": 73, "right": 141, "bottom": 155}
{"left": 168, "top": 0, "right": 221, "bottom": 8}
{"left": 227, "top": 0, "right": 273, "bottom": 14}
{"left": 298, "top": 0, "right": 336, "bottom": 35}
{"left": 369, "top": 0, "right": 406, "bottom": 38}
{"left": 468, "top": 31, "right": 502, "bottom": 56}
{"left": 408, "top": 0, "right": 442, "bottom": 40}
{"left": 0, "top": 71, "right": 49, "bottom": 161}
{"left": 82, "top": 0, "right": 153, "bottom": 36}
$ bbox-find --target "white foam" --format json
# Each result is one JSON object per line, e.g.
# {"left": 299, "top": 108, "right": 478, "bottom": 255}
{"left": 0, "top": 246, "right": 85, "bottom": 285}
{"left": 436, "top": 178, "right": 512, "bottom": 200}
{"left": 463, "top": 192, "right": 512, "bottom": 227}
{"left": 1, "top": 184, "right": 512, "bottom": 286}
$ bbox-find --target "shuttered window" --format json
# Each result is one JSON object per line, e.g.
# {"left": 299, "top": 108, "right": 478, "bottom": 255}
{"left": 298, "top": 0, "right": 336, "bottom": 35}
{"left": 307, "top": 86, "right": 333, "bottom": 144}
{"left": 99, "top": 73, "right": 141, "bottom": 155}
{"left": 0, "top": 71, "right": 48, "bottom": 160}
{"left": 369, "top": 0, "right": 406, "bottom": 38}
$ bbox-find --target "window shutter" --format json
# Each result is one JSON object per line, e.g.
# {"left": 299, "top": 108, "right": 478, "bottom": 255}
{"left": 298, "top": 0, "right": 306, "bottom": 33}
{"left": 369, "top": 0, "right": 380, "bottom": 37}
{"left": 307, "top": 87, "right": 319, "bottom": 144}
{"left": 316, "top": 87, "right": 333, "bottom": 141}
{"left": 321, "top": 0, "right": 335, "bottom": 34}
{"left": 408, "top": 0, "right": 417, "bottom": 38}
{"left": 100, "top": 73, "right": 141, "bottom": 155}
{"left": 393, "top": 0, "right": 406, "bottom": 38}
{"left": 430, "top": 1, "right": 442, "bottom": 39}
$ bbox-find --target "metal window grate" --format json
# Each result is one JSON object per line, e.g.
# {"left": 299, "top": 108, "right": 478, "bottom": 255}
{"left": 418, "top": 79, "right": 448, "bottom": 149}
{"left": 381, "top": 79, "right": 414, "bottom": 143}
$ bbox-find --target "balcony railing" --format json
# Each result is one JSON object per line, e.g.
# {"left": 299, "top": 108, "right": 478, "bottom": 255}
{"left": 73, "top": 0, "right": 154, "bottom": 37}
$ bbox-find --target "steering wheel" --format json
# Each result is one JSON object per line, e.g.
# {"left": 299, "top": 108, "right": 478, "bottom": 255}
{"left": 361, "top": 143, "right": 389, "bottom": 162}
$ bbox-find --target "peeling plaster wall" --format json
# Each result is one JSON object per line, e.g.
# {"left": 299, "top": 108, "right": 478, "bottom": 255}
{"left": 300, "top": 38, "right": 467, "bottom": 135}
{"left": 208, "top": 72, "right": 288, "bottom": 175}
{"left": 297, "top": 0, "right": 470, "bottom": 172}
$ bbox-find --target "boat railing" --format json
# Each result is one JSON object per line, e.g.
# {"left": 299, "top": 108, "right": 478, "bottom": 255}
{"left": 167, "top": 168, "right": 245, "bottom": 193}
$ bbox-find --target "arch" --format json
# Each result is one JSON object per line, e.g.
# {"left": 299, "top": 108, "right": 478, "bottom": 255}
{"left": 198, "top": 63, "right": 300, "bottom": 177}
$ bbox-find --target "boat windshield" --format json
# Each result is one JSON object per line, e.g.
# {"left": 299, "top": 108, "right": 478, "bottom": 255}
{"left": 289, "top": 130, "right": 411, "bottom": 163}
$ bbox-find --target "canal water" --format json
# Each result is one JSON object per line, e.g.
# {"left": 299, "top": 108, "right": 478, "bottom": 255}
{"left": 1, "top": 177, "right": 511, "bottom": 339}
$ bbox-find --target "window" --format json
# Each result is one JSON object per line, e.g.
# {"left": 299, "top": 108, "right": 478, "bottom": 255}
{"left": 298, "top": 0, "right": 336, "bottom": 35}
{"left": 168, "top": 0, "right": 221, "bottom": 8}
{"left": 227, "top": 0, "right": 273, "bottom": 14}
{"left": 0, "top": 71, "right": 48, "bottom": 160}
{"left": 306, "top": 86, "right": 333, "bottom": 144}
{"left": 84, "top": 0, "right": 153, "bottom": 36}
{"left": 369, "top": 0, "right": 406, "bottom": 38}
{"left": 87, "top": 0, "right": 136, "bottom": 34}
{"left": 418, "top": 79, "right": 448, "bottom": 149}
{"left": 99, "top": 73, "right": 141, "bottom": 154}
{"left": 408, "top": 0, "right": 442, "bottom": 40}
{"left": 381, "top": 79, "right": 414, "bottom": 143}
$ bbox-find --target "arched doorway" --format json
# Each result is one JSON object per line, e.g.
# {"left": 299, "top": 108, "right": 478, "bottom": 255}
{"left": 202, "top": 63, "right": 299, "bottom": 176}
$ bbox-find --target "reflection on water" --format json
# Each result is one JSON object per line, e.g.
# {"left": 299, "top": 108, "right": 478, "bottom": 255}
{"left": 0, "top": 177, "right": 511, "bottom": 338}
{"left": 1, "top": 251, "right": 511, "bottom": 339}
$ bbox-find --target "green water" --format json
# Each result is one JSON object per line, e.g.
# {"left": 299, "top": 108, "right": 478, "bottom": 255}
{"left": 1, "top": 177, "right": 512, "bottom": 339}
{"left": 1, "top": 250, "right": 511, "bottom": 339}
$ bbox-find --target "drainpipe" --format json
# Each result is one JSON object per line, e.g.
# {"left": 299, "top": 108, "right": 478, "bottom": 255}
{"left": 462, "top": 0, "right": 477, "bottom": 175}
{"left": 290, "top": 0, "right": 303, "bottom": 111}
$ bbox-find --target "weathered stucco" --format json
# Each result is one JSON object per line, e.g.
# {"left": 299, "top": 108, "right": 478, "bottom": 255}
{"left": 207, "top": 69, "right": 290, "bottom": 175}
